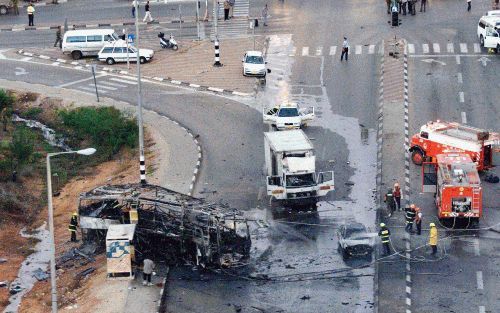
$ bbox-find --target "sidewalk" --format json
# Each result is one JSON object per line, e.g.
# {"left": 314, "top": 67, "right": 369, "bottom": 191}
{"left": 19, "top": 35, "right": 266, "bottom": 94}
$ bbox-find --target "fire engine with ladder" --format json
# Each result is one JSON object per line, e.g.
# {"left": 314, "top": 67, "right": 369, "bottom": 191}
{"left": 422, "top": 153, "right": 482, "bottom": 223}
{"left": 410, "top": 121, "right": 499, "bottom": 171}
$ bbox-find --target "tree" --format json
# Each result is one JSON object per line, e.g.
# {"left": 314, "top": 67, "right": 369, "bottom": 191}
{"left": 9, "top": 126, "right": 35, "bottom": 171}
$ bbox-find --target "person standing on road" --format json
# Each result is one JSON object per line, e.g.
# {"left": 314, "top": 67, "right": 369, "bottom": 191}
{"left": 68, "top": 212, "right": 78, "bottom": 242}
{"left": 131, "top": 0, "right": 137, "bottom": 18}
{"left": 420, "top": 0, "right": 427, "bottom": 12}
{"left": 262, "top": 4, "right": 268, "bottom": 26}
{"left": 401, "top": 0, "right": 407, "bottom": 15}
{"left": 429, "top": 223, "right": 438, "bottom": 255}
{"left": 340, "top": 37, "right": 349, "bottom": 61}
{"left": 379, "top": 223, "right": 391, "bottom": 256}
{"left": 228, "top": 0, "right": 235, "bottom": 18}
{"left": 12, "top": 0, "right": 20, "bottom": 15}
{"left": 466, "top": 0, "right": 471, "bottom": 12}
{"left": 384, "top": 188, "right": 395, "bottom": 217}
{"left": 143, "top": 1, "right": 153, "bottom": 22}
{"left": 224, "top": 0, "right": 230, "bottom": 20}
{"left": 54, "top": 26, "right": 62, "bottom": 48}
{"left": 405, "top": 204, "right": 416, "bottom": 233}
{"left": 415, "top": 207, "right": 422, "bottom": 235}
{"left": 142, "top": 258, "right": 155, "bottom": 286}
{"left": 411, "top": 0, "right": 417, "bottom": 15}
{"left": 386, "top": 0, "right": 391, "bottom": 14}
{"left": 27, "top": 3, "right": 35, "bottom": 27}
{"left": 393, "top": 182, "right": 401, "bottom": 211}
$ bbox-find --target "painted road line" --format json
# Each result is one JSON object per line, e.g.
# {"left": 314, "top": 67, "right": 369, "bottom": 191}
{"left": 90, "top": 84, "right": 117, "bottom": 91}
{"left": 329, "top": 46, "right": 337, "bottom": 55}
{"left": 109, "top": 77, "right": 138, "bottom": 85}
{"left": 460, "top": 43, "right": 468, "bottom": 53}
{"left": 355, "top": 45, "right": 362, "bottom": 54}
{"left": 316, "top": 46, "right": 323, "bottom": 56}
{"left": 433, "top": 43, "right": 440, "bottom": 53}
{"left": 58, "top": 74, "right": 106, "bottom": 87}
{"left": 476, "top": 271, "right": 484, "bottom": 289}
{"left": 422, "top": 44, "right": 429, "bottom": 54}
{"left": 21, "top": 57, "right": 32, "bottom": 61}
{"left": 407, "top": 43, "right": 415, "bottom": 54}
{"left": 457, "top": 72, "right": 463, "bottom": 84}
{"left": 447, "top": 43, "right": 454, "bottom": 53}
{"left": 302, "top": 46, "right": 309, "bottom": 56}
{"left": 459, "top": 91, "right": 464, "bottom": 103}
{"left": 479, "top": 306, "right": 485, "bottom": 313}
{"left": 461, "top": 111, "right": 467, "bottom": 124}
{"left": 289, "top": 47, "right": 296, "bottom": 57}
{"left": 474, "top": 238, "right": 480, "bottom": 256}
{"left": 456, "top": 55, "right": 460, "bottom": 64}
{"left": 78, "top": 86, "right": 108, "bottom": 94}
{"left": 51, "top": 62, "right": 60, "bottom": 66}
{"left": 369, "top": 45, "right": 375, "bottom": 54}
{"left": 257, "top": 186, "right": 264, "bottom": 201}
{"left": 99, "top": 81, "right": 127, "bottom": 88}
{"left": 473, "top": 43, "right": 481, "bottom": 53}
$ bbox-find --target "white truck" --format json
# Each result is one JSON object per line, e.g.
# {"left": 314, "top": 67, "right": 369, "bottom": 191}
{"left": 263, "top": 102, "right": 314, "bottom": 130}
{"left": 264, "top": 129, "right": 334, "bottom": 203}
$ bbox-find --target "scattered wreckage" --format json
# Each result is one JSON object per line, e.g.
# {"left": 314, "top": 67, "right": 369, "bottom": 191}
{"left": 77, "top": 184, "right": 251, "bottom": 268}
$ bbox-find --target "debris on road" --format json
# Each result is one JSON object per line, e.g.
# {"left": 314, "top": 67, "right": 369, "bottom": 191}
{"left": 33, "top": 268, "right": 49, "bottom": 281}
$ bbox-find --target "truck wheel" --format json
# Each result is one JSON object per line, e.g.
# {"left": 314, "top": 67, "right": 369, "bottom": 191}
{"left": 71, "top": 50, "right": 82, "bottom": 60}
{"left": 0, "top": 6, "right": 8, "bottom": 15}
{"left": 411, "top": 150, "right": 424, "bottom": 165}
{"left": 480, "top": 35, "right": 484, "bottom": 47}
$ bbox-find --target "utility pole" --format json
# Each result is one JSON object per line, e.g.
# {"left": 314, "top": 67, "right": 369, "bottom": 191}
{"left": 196, "top": 0, "right": 200, "bottom": 40}
{"left": 213, "top": 0, "right": 218, "bottom": 39}
{"left": 134, "top": 0, "right": 146, "bottom": 185}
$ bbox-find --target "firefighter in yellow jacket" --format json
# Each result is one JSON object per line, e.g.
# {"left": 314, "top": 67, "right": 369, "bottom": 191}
{"left": 429, "top": 223, "right": 438, "bottom": 255}
{"left": 69, "top": 212, "right": 78, "bottom": 242}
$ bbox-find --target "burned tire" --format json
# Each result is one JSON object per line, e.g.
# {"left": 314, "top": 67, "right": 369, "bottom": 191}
{"left": 411, "top": 149, "right": 424, "bottom": 165}
{"left": 71, "top": 50, "right": 82, "bottom": 60}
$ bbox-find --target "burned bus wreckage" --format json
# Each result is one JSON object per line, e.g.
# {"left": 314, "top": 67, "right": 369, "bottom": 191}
{"left": 77, "top": 184, "right": 251, "bottom": 268}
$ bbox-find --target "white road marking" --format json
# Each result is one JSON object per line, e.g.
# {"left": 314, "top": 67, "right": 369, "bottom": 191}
{"left": 257, "top": 186, "right": 264, "bottom": 201}
{"left": 473, "top": 238, "right": 480, "bottom": 256}
{"left": 99, "top": 81, "right": 127, "bottom": 88}
{"left": 459, "top": 91, "right": 464, "bottom": 103}
{"left": 473, "top": 43, "right": 481, "bottom": 53}
{"left": 476, "top": 271, "right": 484, "bottom": 289}
{"left": 433, "top": 43, "right": 440, "bottom": 53}
{"left": 316, "top": 46, "right": 323, "bottom": 56}
{"left": 422, "top": 44, "right": 429, "bottom": 54}
{"left": 302, "top": 46, "right": 309, "bottom": 56}
{"left": 58, "top": 74, "right": 106, "bottom": 88}
{"left": 447, "top": 43, "right": 454, "bottom": 53}
{"left": 479, "top": 306, "right": 485, "bottom": 313}
{"left": 460, "top": 43, "right": 468, "bottom": 53}
{"left": 109, "top": 77, "right": 138, "bottom": 85}
{"left": 329, "top": 46, "right": 337, "bottom": 55}
{"left": 355, "top": 45, "right": 362, "bottom": 54}
{"left": 456, "top": 55, "right": 461, "bottom": 64}
{"left": 461, "top": 111, "right": 467, "bottom": 124}
{"left": 90, "top": 83, "right": 117, "bottom": 91}
{"left": 51, "top": 62, "right": 60, "bottom": 66}
{"left": 368, "top": 44, "right": 375, "bottom": 54}
{"left": 78, "top": 86, "right": 108, "bottom": 94}
{"left": 407, "top": 43, "right": 415, "bottom": 54}
{"left": 21, "top": 57, "right": 32, "bottom": 61}
{"left": 289, "top": 47, "right": 296, "bottom": 56}
{"left": 457, "top": 72, "right": 463, "bottom": 84}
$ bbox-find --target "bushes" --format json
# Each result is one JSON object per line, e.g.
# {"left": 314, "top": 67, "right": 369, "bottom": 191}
{"left": 58, "top": 106, "right": 138, "bottom": 159}
{"left": 0, "top": 89, "right": 15, "bottom": 132}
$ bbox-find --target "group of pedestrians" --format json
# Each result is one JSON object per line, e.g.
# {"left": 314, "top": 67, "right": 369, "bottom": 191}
{"left": 386, "top": 0, "right": 427, "bottom": 16}
{"left": 379, "top": 181, "right": 439, "bottom": 256}
{"left": 223, "top": 0, "right": 235, "bottom": 20}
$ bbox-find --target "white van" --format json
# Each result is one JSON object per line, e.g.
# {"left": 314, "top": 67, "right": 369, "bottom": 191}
{"left": 477, "top": 16, "right": 500, "bottom": 49}
{"left": 486, "top": 10, "right": 500, "bottom": 17}
{"left": 62, "top": 29, "right": 121, "bottom": 60}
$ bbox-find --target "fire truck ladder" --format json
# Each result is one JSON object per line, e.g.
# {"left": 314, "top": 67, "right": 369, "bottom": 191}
{"left": 472, "top": 188, "right": 481, "bottom": 209}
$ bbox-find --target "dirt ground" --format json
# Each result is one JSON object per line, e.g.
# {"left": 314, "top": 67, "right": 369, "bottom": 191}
{"left": 0, "top": 93, "right": 157, "bottom": 312}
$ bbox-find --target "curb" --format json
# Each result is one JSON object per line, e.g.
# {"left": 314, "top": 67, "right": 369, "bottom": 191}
{"left": 16, "top": 49, "right": 253, "bottom": 98}
{"left": 22, "top": 0, "right": 69, "bottom": 8}
{"left": 156, "top": 268, "right": 168, "bottom": 313}
{"left": 0, "top": 19, "right": 197, "bottom": 33}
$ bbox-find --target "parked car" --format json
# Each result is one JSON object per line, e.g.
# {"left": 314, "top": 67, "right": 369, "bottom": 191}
{"left": 97, "top": 43, "right": 154, "bottom": 65}
{"left": 242, "top": 51, "right": 268, "bottom": 77}
{"left": 337, "top": 223, "right": 373, "bottom": 260}
{"left": 62, "top": 29, "right": 121, "bottom": 60}
{"left": 0, "top": 0, "right": 12, "bottom": 15}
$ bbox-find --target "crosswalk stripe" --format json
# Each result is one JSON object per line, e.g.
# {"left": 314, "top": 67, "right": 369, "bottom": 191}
{"left": 355, "top": 45, "right": 362, "bottom": 54}
{"left": 79, "top": 86, "right": 108, "bottom": 94}
{"left": 407, "top": 44, "right": 415, "bottom": 54}
{"left": 109, "top": 77, "right": 138, "bottom": 85}
{"left": 329, "top": 46, "right": 337, "bottom": 55}
{"left": 433, "top": 43, "right": 440, "bottom": 53}
{"left": 422, "top": 44, "right": 429, "bottom": 54}
{"left": 368, "top": 45, "right": 375, "bottom": 54}
{"left": 447, "top": 43, "right": 454, "bottom": 53}
{"left": 51, "top": 62, "right": 60, "bottom": 66}
{"left": 316, "top": 46, "right": 322, "bottom": 56}
{"left": 289, "top": 47, "right": 296, "bottom": 57}
{"left": 460, "top": 43, "right": 468, "bottom": 53}
{"left": 302, "top": 47, "right": 309, "bottom": 56}
{"left": 90, "top": 84, "right": 117, "bottom": 91}
{"left": 473, "top": 43, "right": 481, "bottom": 53}
{"left": 99, "top": 81, "right": 127, "bottom": 88}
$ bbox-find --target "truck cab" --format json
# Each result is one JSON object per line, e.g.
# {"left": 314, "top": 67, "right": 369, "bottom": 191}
{"left": 263, "top": 102, "right": 314, "bottom": 130}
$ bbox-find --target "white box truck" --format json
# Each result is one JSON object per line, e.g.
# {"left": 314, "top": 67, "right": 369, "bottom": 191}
{"left": 264, "top": 129, "right": 334, "bottom": 203}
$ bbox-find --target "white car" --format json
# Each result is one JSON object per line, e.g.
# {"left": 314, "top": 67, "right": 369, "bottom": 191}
{"left": 242, "top": 51, "right": 268, "bottom": 77}
{"left": 263, "top": 102, "right": 315, "bottom": 130}
{"left": 98, "top": 43, "right": 154, "bottom": 65}
{"left": 477, "top": 15, "right": 500, "bottom": 50}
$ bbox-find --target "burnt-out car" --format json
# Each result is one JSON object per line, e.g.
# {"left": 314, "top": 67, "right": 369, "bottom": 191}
{"left": 337, "top": 223, "right": 373, "bottom": 260}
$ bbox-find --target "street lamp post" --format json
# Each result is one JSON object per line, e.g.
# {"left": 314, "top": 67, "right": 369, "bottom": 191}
{"left": 46, "top": 148, "right": 96, "bottom": 313}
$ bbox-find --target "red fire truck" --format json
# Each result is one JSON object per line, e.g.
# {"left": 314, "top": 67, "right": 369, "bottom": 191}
{"left": 422, "top": 153, "right": 482, "bottom": 223}
{"left": 410, "top": 121, "right": 499, "bottom": 171}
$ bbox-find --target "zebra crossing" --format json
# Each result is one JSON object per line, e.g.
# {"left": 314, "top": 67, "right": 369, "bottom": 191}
{"left": 285, "top": 42, "right": 485, "bottom": 57}
{"left": 77, "top": 77, "right": 137, "bottom": 95}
